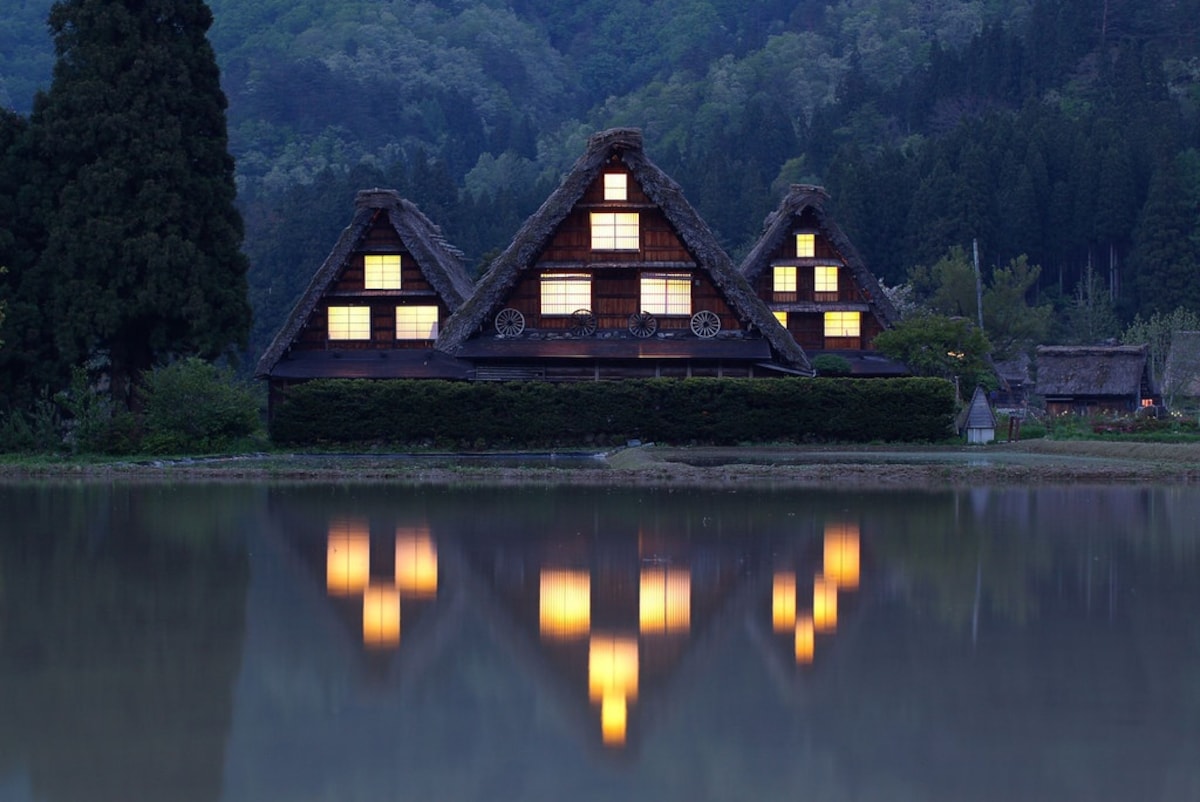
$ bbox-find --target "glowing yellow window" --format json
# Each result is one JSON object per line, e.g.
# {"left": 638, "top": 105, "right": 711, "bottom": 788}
{"left": 815, "top": 266, "right": 839, "bottom": 293}
{"left": 604, "top": 173, "right": 628, "bottom": 201}
{"left": 395, "top": 306, "right": 439, "bottom": 340}
{"left": 773, "top": 266, "right": 796, "bottom": 293}
{"left": 328, "top": 306, "right": 371, "bottom": 340}
{"left": 641, "top": 272, "right": 691, "bottom": 316}
{"left": 591, "top": 212, "right": 639, "bottom": 250}
{"left": 541, "top": 272, "right": 592, "bottom": 314}
{"left": 824, "top": 311, "right": 860, "bottom": 337}
{"left": 364, "top": 254, "right": 401, "bottom": 289}
{"left": 773, "top": 310, "right": 788, "bottom": 326}
{"left": 796, "top": 233, "right": 815, "bottom": 258}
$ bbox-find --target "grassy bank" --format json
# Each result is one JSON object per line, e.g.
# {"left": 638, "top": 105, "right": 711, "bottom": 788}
{"left": 4, "top": 439, "right": 1200, "bottom": 487}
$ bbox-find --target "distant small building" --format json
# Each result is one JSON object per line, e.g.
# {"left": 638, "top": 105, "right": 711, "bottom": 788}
{"left": 1034, "top": 345, "right": 1156, "bottom": 416}
{"left": 1163, "top": 331, "right": 1200, "bottom": 412}
{"left": 959, "top": 385, "right": 996, "bottom": 444}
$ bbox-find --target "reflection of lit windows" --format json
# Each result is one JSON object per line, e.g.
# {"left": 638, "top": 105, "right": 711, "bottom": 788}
{"left": 364, "top": 254, "right": 401, "bottom": 289}
{"left": 794, "top": 614, "right": 815, "bottom": 665}
{"left": 395, "top": 529, "right": 437, "bottom": 598}
{"left": 773, "top": 310, "right": 788, "bottom": 327}
{"left": 327, "top": 520, "right": 370, "bottom": 596}
{"left": 591, "top": 212, "right": 639, "bottom": 250}
{"left": 824, "top": 311, "right": 860, "bottom": 337}
{"left": 813, "top": 575, "right": 838, "bottom": 632}
{"left": 328, "top": 306, "right": 371, "bottom": 340}
{"left": 815, "top": 266, "right": 839, "bottom": 295}
{"left": 604, "top": 173, "right": 628, "bottom": 201}
{"left": 363, "top": 583, "right": 401, "bottom": 648}
{"left": 824, "top": 522, "right": 860, "bottom": 590}
{"left": 589, "top": 633, "right": 639, "bottom": 746}
{"left": 639, "top": 567, "right": 691, "bottom": 634}
{"left": 641, "top": 272, "right": 691, "bottom": 316}
{"left": 772, "top": 571, "right": 797, "bottom": 633}
{"left": 540, "top": 569, "right": 591, "bottom": 639}
{"left": 395, "top": 306, "right": 439, "bottom": 340}
{"left": 796, "top": 233, "right": 815, "bottom": 258}
{"left": 540, "top": 272, "right": 592, "bottom": 315}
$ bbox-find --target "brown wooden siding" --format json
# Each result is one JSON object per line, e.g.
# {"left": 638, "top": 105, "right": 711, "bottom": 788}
{"left": 291, "top": 299, "right": 450, "bottom": 351}
{"left": 539, "top": 208, "right": 692, "bottom": 264}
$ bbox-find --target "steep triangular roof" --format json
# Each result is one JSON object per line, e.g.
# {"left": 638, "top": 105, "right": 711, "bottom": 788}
{"left": 960, "top": 385, "right": 996, "bottom": 431}
{"left": 255, "top": 189, "right": 474, "bottom": 378}
{"left": 739, "top": 184, "right": 900, "bottom": 327}
{"left": 436, "top": 128, "right": 812, "bottom": 373}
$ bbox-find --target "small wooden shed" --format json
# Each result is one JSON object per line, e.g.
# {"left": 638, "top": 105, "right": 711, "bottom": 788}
{"left": 959, "top": 385, "right": 996, "bottom": 444}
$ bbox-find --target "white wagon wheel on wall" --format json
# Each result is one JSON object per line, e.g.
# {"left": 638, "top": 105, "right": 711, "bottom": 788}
{"left": 690, "top": 310, "right": 721, "bottom": 338}
{"left": 494, "top": 307, "right": 525, "bottom": 337}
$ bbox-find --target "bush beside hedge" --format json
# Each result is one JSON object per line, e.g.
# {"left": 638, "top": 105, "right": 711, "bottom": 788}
{"left": 270, "top": 377, "right": 957, "bottom": 447}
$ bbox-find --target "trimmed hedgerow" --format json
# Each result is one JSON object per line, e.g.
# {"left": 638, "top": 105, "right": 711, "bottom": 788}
{"left": 269, "top": 377, "right": 956, "bottom": 448}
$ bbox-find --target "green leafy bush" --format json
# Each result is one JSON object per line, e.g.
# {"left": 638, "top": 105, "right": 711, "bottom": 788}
{"left": 270, "top": 377, "right": 957, "bottom": 447}
{"left": 139, "top": 358, "right": 263, "bottom": 454}
{"left": 812, "top": 354, "right": 852, "bottom": 376}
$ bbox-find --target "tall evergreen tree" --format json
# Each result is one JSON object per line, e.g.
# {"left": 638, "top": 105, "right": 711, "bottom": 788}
{"left": 27, "top": 0, "right": 249, "bottom": 406}
{"left": 1130, "top": 160, "right": 1200, "bottom": 317}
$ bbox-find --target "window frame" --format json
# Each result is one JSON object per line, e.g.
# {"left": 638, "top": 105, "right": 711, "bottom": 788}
{"left": 823, "top": 311, "right": 861, "bottom": 338}
{"left": 540, "top": 272, "right": 593, "bottom": 315}
{"left": 395, "top": 305, "right": 440, "bottom": 340}
{"left": 603, "top": 173, "right": 628, "bottom": 201}
{"left": 591, "top": 212, "right": 640, "bottom": 251}
{"left": 640, "top": 272, "right": 692, "bottom": 316}
{"left": 328, "top": 305, "right": 372, "bottom": 340}
{"left": 814, "top": 265, "right": 839, "bottom": 299}
{"left": 795, "top": 233, "right": 816, "bottom": 258}
{"left": 364, "top": 254, "right": 402, "bottom": 290}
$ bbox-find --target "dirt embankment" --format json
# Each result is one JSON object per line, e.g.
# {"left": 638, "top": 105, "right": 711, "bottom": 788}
{"left": 5, "top": 439, "right": 1200, "bottom": 487}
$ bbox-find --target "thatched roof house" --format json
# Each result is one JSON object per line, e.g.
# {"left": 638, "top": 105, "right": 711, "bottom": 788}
{"left": 738, "top": 184, "right": 901, "bottom": 376}
{"left": 255, "top": 189, "right": 476, "bottom": 401}
{"left": 1034, "top": 345, "right": 1156, "bottom": 415}
{"left": 436, "top": 128, "right": 813, "bottom": 379}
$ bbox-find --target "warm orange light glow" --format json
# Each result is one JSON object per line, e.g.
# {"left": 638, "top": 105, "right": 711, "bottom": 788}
{"left": 794, "top": 614, "right": 815, "bottom": 665}
{"left": 362, "top": 583, "right": 401, "bottom": 648}
{"left": 639, "top": 566, "right": 691, "bottom": 635}
{"left": 824, "top": 523, "right": 860, "bottom": 590}
{"left": 813, "top": 575, "right": 838, "bottom": 633}
{"left": 601, "top": 694, "right": 628, "bottom": 746}
{"left": 588, "top": 634, "right": 639, "bottom": 704}
{"left": 772, "top": 571, "right": 797, "bottom": 633}
{"left": 326, "top": 520, "right": 370, "bottom": 596}
{"left": 395, "top": 529, "right": 437, "bottom": 598}
{"left": 540, "top": 569, "right": 591, "bottom": 639}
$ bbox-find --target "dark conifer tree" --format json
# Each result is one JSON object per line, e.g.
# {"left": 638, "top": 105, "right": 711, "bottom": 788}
{"left": 27, "top": 0, "right": 249, "bottom": 407}
{"left": 1131, "top": 160, "right": 1200, "bottom": 316}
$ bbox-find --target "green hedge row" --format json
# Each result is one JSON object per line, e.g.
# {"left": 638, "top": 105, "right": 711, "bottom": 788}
{"left": 269, "top": 377, "right": 957, "bottom": 447}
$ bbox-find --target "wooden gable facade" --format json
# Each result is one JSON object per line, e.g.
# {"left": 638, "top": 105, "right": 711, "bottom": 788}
{"left": 739, "top": 185, "right": 903, "bottom": 376}
{"left": 255, "top": 189, "right": 476, "bottom": 406}
{"left": 436, "top": 128, "right": 813, "bottom": 380}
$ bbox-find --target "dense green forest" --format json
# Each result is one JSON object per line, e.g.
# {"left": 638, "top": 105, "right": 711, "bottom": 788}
{"left": 3, "top": 0, "right": 1200, "bottom": 371}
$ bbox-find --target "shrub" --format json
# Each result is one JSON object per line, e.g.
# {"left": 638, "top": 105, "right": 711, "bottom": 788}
{"left": 812, "top": 354, "right": 853, "bottom": 376}
{"left": 270, "top": 377, "right": 957, "bottom": 447}
{"left": 139, "top": 358, "right": 262, "bottom": 454}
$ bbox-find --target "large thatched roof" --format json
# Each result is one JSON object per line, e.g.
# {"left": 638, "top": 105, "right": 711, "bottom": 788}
{"left": 1034, "top": 345, "right": 1152, "bottom": 397}
{"left": 255, "top": 189, "right": 474, "bottom": 378}
{"left": 739, "top": 184, "right": 900, "bottom": 327}
{"left": 435, "top": 128, "right": 812, "bottom": 373}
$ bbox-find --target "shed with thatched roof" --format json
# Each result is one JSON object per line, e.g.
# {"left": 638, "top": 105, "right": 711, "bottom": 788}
{"left": 436, "top": 128, "right": 813, "bottom": 380}
{"left": 738, "top": 185, "right": 903, "bottom": 377}
{"left": 255, "top": 189, "right": 476, "bottom": 411}
{"left": 1034, "top": 345, "right": 1156, "bottom": 415}
{"left": 958, "top": 385, "right": 997, "bottom": 444}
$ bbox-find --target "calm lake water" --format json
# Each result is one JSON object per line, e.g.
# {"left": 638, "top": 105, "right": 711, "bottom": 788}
{"left": 1, "top": 480, "right": 1199, "bottom": 802}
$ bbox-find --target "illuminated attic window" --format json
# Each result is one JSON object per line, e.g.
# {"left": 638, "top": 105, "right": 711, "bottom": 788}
{"left": 364, "top": 254, "right": 401, "bottom": 289}
{"left": 796, "top": 233, "right": 815, "bottom": 258}
{"left": 604, "top": 173, "right": 628, "bottom": 201}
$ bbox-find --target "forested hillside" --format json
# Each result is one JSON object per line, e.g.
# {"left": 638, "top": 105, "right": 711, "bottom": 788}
{"left": 3, "top": 0, "right": 1200, "bottom": 366}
